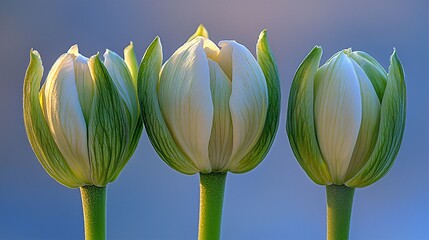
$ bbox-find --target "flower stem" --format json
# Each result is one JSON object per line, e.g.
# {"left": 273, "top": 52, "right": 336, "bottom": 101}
{"left": 80, "top": 185, "right": 106, "bottom": 240}
{"left": 198, "top": 172, "right": 227, "bottom": 240}
{"left": 326, "top": 184, "right": 355, "bottom": 240}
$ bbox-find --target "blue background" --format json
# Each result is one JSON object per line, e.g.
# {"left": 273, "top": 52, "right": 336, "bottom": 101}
{"left": 0, "top": 0, "right": 428, "bottom": 239}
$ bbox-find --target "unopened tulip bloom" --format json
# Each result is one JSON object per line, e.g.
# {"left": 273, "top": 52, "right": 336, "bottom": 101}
{"left": 138, "top": 25, "right": 280, "bottom": 240}
{"left": 287, "top": 46, "right": 406, "bottom": 240}
{"left": 23, "top": 43, "right": 143, "bottom": 240}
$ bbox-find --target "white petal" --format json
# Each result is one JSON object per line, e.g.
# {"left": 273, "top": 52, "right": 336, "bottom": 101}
{"left": 215, "top": 41, "right": 233, "bottom": 80}
{"left": 104, "top": 49, "right": 139, "bottom": 127}
{"left": 43, "top": 54, "right": 91, "bottom": 183}
{"left": 73, "top": 54, "right": 94, "bottom": 123}
{"left": 158, "top": 38, "right": 213, "bottom": 172}
{"left": 124, "top": 42, "right": 139, "bottom": 86}
{"left": 346, "top": 59, "right": 381, "bottom": 179}
{"left": 216, "top": 41, "right": 268, "bottom": 169}
{"left": 201, "top": 37, "right": 220, "bottom": 61}
{"left": 314, "top": 52, "right": 362, "bottom": 184}
{"left": 207, "top": 59, "right": 233, "bottom": 171}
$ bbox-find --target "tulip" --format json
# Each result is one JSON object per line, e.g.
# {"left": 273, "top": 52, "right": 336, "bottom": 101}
{"left": 287, "top": 46, "right": 406, "bottom": 240}
{"left": 138, "top": 25, "right": 280, "bottom": 240}
{"left": 23, "top": 43, "right": 143, "bottom": 240}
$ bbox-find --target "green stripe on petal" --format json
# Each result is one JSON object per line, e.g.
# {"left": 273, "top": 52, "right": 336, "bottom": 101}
{"left": 73, "top": 53, "right": 94, "bottom": 124}
{"left": 286, "top": 46, "right": 332, "bottom": 185}
{"left": 227, "top": 30, "right": 280, "bottom": 173}
{"left": 23, "top": 50, "right": 83, "bottom": 188}
{"left": 349, "top": 51, "right": 387, "bottom": 101}
{"left": 103, "top": 49, "right": 139, "bottom": 129}
{"left": 138, "top": 37, "right": 199, "bottom": 174}
{"left": 43, "top": 53, "right": 92, "bottom": 184}
{"left": 346, "top": 59, "right": 381, "bottom": 180}
{"left": 158, "top": 38, "right": 213, "bottom": 173}
{"left": 217, "top": 40, "right": 268, "bottom": 172}
{"left": 208, "top": 59, "right": 233, "bottom": 171}
{"left": 124, "top": 42, "right": 139, "bottom": 86}
{"left": 88, "top": 54, "right": 129, "bottom": 186}
{"left": 346, "top": 50, "right": 406, "bottom": 187}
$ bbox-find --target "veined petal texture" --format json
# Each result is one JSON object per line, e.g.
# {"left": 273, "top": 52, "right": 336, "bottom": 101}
{"left": 314, "top": 52, "right": 362, "bottom": 184}
{"left": 217, "top": 41, "right": 268, "bottom": 170}
{"left": 138, "top": 37, "right": 199, "bottom": 174}
{"left": 42, "top": 53, "right": 91, "bottom": 183}
{"left": 347, "top": 50, "right": 406, "bottom": 187}
{"left": 346, "top": 59, "right": 381, "bottom": 180}
{"left": 104, "top": 49, "right": 139, "bottom": 129}
{"left": 158, "top": 38, "right": 213, "bottom": 172}
{"left": 24, "top": 50, "right": 83, "bottom": 188}
{"left": 207, "top": 59, "right": 233, "bottom": 171}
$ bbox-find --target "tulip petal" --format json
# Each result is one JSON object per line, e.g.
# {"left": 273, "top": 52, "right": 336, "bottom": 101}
{"left": 350, "top": 51, "right": 387, "bottom": 101}
{"left": 72, "top": 53, "right": 94, "bottom": 124}
{"left": 314, "top": 52, "right": 363, "bottom": 184}
{"left": 207, "top": 59, "right": 233, "bottom": 171}
{"left": 286, "top": 46, "right": 332, "bottom": 184}
{"left": 345, "top": 60, "right": 381, "bottom": 180}
{"left": 158, "top": 38, "right": 213, "bottom": 172}
{"left": 201, "top": 38, "right": 221, "bottom": 61}
{"left": 117, "top": 42, "right": 144, "bottom": 178}
{"left": 216, "top": 40, "right": 268, "bottom": 171}
{"left": 43, "top": 53, "right": 91, "bottom": 184}
{"left": 23, "top": 50, "right": 83, "bottom": 188}
{"left": 138, "top": 37, "right": 200, "bottom": 174}
{"left": 229, "top": 30, "right": 280, "bottom": 172}
{"left": 124, "top": 42, "right": 139, "bottom": 86}
{"left": 104, "top": 49, "right": 139, "bottom": 129}
{"left": 87, "top": 54, "right": 129, "bottom": 186}
{"left": 346, "top": 50, "right": 406, "bottom": 187}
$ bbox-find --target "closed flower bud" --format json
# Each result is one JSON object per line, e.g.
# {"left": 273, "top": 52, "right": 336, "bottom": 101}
{"left": 287, "top": 47, "right": 406, "bottom": 187}
{"left": 139, "top": 26, "right": 280, "bottom": 174}
{"left": 23, "top": 43, "right": 143, "bottom": 188}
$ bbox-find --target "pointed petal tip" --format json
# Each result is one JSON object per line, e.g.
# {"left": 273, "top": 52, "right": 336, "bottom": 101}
{"left": 67, "top": 44, "right": 79, "bottom": 55}
{"left": 257, "top": 29, "right": 268, "bottom": 47}
{"left": 103, "top": 49, "right": 112, "bottom": 58}
{"left": 313, "top": 45, "right": 323, "bottom": 52}
{"left": 89, "top": 52, "right": 100, "bottom": 63}
{"left": 391, "top": 48, "right": 400, "bottom": 61}
{"left": 30, "top": 49, "right": 41, "bottom": 59}
{"left": 309, "top": 45, "right": 323, "bottom": 57}
{"left": 258, "top": 29, "right": 267, "bottom": 39}
{"left": 187, "top": 25, "right": 209, "bottom": 42}
{"left": 124, "top": 41, "right": 134, "bottom": 52}
{"left": 196, "top": 24, "right": 208, "bottom": 36}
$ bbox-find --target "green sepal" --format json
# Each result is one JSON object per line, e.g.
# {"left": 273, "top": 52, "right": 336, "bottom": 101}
{"left": 187, "top": 24, "right": 209, "bottom": 42}
{"left": 286, "top": 46, "right": 332, "bottom": 185}
{"left": 88, "top": 54, "right": 129, "bottom": 186}
{"left": 349, "top": 51, "right": 388, "bottom": 101}
{"left": 346, "top": 50, "right": 406, "bottom": 187}
{"left": 138, "top": 37, "right": 199, "bottom": 174}
{"left": 23, "top": 50, "right": 82, "bottom": 188}
{"left": 228, "top": 30, "right": 280, "bottom": 173}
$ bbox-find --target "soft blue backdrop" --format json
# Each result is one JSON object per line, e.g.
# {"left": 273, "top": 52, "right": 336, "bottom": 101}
{"left": 0, "top": 0, "right": 428, "bottom": 239}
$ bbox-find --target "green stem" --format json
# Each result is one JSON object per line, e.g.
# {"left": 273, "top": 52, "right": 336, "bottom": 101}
{"left": 80, "top": 185, "right": 106, "bottom": 240}
{"left": 326, "top": 184, "right": 355, "bottom": 240}
{"left": 198, "top": 172, "right": 227, "bottom": 240}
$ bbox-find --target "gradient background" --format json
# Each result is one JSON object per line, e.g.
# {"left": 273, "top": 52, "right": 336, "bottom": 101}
{"left": 0, "top": 0, "right": 428, "bottom": 239}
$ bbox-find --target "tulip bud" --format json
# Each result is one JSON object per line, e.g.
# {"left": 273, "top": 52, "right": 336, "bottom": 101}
{"left": 23, "top": 43, "right": 143, "bottom": 188}
{"left": 138, "top": 26, "right": 280, "bottom": 174}
{"left": 287, "top": 46, "right": 406, "bottom": 187}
